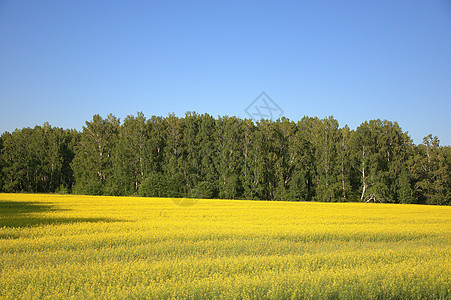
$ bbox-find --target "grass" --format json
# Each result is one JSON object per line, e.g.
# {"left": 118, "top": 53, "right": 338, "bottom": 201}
{"left": 0, "top": 193, "right": 450, "bottom": 299}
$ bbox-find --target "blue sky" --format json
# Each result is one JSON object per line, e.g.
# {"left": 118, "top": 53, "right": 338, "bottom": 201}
{"left": 0, "top": 0, "right": 450, "bottom": 145}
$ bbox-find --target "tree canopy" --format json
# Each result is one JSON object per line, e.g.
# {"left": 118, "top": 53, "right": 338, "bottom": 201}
{"left": 0, "top": 113, "right": 449, "bottom": 205}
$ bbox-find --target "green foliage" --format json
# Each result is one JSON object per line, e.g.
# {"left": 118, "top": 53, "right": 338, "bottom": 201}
{"left": 139, "top": 172, "right": 188, "bottom": 198}
{"left": 0, "top": 133, "right": 4, "bottom": 192}
{"left": 398, "top": 168, "right": 415, "bottom": 204}
{"left": 351, "top": 120, "right": 414, "bottom": 203}
{"left": 71, "top": 114, "right": 119, "bottom": 196}
{"left": 0, "top": 113, "right": 449, "bottom": 205}
{"left": 112, "top": 112, "right": 152, "bottom": 195}
{"left": 139, "top": 173, "right": 168, "bottom": 197}
{"left": 166, "top": 172, "right": 188, "bottom": 198}
{"left": 189, "top": 181, "right": 217, "bottom": 199}
{"left": 55, "top": 184, "right": 70, "bottom": 195}
{"left": 412, "top": 135, "right": 450, "bottom": 205}
{"left": 0, "top": 125, "right": 76, "bottom": 193}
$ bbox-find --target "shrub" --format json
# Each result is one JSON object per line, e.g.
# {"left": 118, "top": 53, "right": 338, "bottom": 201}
{"left": 139, "top": 173, "right": 168, "bottom": 197}
{"left": 189, "top": 181, "right": 217, "bottom": 199}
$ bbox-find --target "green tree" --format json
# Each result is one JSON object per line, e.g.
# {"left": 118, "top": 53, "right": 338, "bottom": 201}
{"left": 352, "top": 120, "right": 411, "bottom": 203}
{"left": 272, "top": 118, "right": 297, "bottom": 201}
{"left": 198, "top": 114, "right": 218, "bottom": 187}
{"left": 1, "top": 112, "right": 448, "bottom": 205}
{"left": 71, "top": 114, "right": 120, "bottom": 195}
{"left": 0, "top": 125, "right": 76, "bottom": 193}
{"left": 139, "top": 172, "right": 168, "bottom": 197}
{"left": 248, "top": 119, "right": 277, "bottom": 200}
{"left": 182, "top": 112, "right": 201, "bottom": 191}
{"left": 241, "top": 119, "right": 256, "bottom": 200}
{"left": 1, "top": 128, "right": 37, "bottom": 192}
{"left": 352, "top": 120, "right": 381, "bottom": 202}
{"left": 162, "top": 113, "right": 187, "bottom": 197}
{"left": 189, "top": 181, "right": 216, "bottom": 199}
{"left": 296, "top": 117, "right": 321, "bottom": 201}
{"left": 311, "top": 117, "right": 342, "bottom": 202}
{"left": 57, "top": 128, "right": 78, "bottom": 192}
{"left": 398, "top": 167, "right": 415, "bottom": 204}
{"left": 337, "top": 125, "right": 355, "bottom": 201}
{"left": 215, "top": 116, "right": 244, "bottom": 199}
{"left": 113, "top": 112, "right": 153, "bottom": 195}
{"left": 413, "top": 135, "right": 449, "bottom": 205}
{"left": 285, "top": 120, "right": 314, "bottom": 201}
{"left": 0, "top": 133, "right": 5, "bottom": 192}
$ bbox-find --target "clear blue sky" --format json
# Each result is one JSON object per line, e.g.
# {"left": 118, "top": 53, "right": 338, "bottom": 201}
{"left": 1, "top": 0, "right": 450, "bottom": 145}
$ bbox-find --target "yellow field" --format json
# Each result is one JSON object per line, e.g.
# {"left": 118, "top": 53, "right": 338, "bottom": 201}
{"left": 0, "top": 194, "right": 450, "bottom": 299}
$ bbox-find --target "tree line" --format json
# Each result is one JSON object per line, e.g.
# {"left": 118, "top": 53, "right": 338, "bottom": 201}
{"left": 0, "top": 112, "right": 449, "bottom": 205}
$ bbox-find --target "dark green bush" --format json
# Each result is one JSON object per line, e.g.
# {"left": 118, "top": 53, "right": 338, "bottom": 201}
{"left": 189, "top": 181, "right": 217, "bottom": 199}
{"left": 139, "top": 173, "right": 168, "bottom": 197}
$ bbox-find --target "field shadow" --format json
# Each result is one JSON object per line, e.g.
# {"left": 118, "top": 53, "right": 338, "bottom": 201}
{"left": 0, "top": 200, "right": 122, "bottom": 228}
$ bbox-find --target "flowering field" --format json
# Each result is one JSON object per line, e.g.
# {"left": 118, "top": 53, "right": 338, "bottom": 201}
{"left": 0, "top": 193, "right": 450, "bottom": 299}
